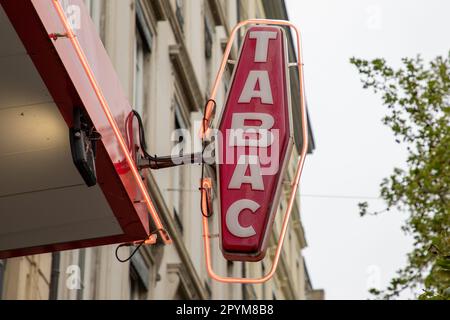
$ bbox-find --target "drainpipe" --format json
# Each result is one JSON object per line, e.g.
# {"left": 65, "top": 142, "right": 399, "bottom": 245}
{"left": 76, "top": 249, "right": 85, "bottom": 300}
{"left": 242, "top": 262, "right": 247, "bottom": 300}
{"left": 49, "top": 252, "right": 60, "bottom": 300}
{"left": 0, "top": 260, "right": 5, "bottom": 299}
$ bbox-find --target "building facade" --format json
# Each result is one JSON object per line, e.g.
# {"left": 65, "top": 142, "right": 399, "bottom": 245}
{"left": 0, "top": 0, "right": 322, "bottom": 300}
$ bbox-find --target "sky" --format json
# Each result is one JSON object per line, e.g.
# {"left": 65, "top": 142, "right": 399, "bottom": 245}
{"left": 285, "top": 0, "right": 450, "bottom": 299}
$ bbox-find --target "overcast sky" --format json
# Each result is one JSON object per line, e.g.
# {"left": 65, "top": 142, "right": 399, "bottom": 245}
{"left": 285, "top": 0, "right": 450, "bottom": 299}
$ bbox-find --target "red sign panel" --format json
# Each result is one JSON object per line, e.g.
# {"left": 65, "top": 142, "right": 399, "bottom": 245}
{"left": 217, "top": 26, "right": 294, "bottom": 261}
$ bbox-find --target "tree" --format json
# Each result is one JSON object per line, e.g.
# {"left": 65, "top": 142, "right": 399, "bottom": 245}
{"left": 350, "top": 51, "right": 450, "bottom": 300}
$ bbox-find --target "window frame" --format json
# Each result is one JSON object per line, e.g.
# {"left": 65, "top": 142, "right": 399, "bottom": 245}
{"left": 171, "top": 96, "right": 189, "bottom": 234}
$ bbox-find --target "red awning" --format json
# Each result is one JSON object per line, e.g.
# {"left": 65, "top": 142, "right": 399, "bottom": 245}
{"left": 0, "top": 0, "right": 168, "bottom": 259}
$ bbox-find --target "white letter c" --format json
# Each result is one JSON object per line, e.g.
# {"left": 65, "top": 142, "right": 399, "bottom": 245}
{"left": 226, "top": 199, "right": 259, "bottom": 238}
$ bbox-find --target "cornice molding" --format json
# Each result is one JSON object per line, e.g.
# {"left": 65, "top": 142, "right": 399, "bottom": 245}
{"left": 138, "top": 0, "right": 158, "bottom": 35}
{"left": 149, "top": 0, "right": 204, "bottom": 111}
{"left": 207, "top": 0, "right": 230, "bottom": 36}
{"left": 148, "top": 0, "right": 166, "bottom": 21}
{"left": 169, "top": 44, "right": 204, "bottom": 111}
{"left": 159, "top": 0, "right": 184, "bottom": 44}
{"left": 167, "top": 263, "right": 201, "bottom": 299}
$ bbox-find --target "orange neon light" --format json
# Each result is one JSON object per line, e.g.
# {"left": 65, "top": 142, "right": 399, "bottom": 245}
{"left": 201, "top": 19, "right": 308, "bottom": 283}
{"left": 200, "top": 178, "right": 213, "bottom": 218}
{"left": 51, "top": 0, "right": 171, "bottom": 244}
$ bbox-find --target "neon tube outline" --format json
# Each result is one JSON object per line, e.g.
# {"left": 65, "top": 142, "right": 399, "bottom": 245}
{"left": 201, "top": 19, "right": 308, "bottom": 284}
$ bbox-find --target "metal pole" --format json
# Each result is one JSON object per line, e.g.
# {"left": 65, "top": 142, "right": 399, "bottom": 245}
{"left": 0, "top": 259, "right": 5, "bottom": 299}
{"left": 49, "top": 252, "right": 60, "bottom": 300}
{"left": 76, "top": 249, "right": 85, "bottom": 300}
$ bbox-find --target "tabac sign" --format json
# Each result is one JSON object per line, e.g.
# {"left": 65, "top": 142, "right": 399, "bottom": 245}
{"left": 216, "top": 26, "right": 294, "bottom": 262}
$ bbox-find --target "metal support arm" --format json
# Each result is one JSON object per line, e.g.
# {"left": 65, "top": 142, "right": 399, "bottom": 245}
{"left": 138, "top": 152, "right": 213, "bottom": 170}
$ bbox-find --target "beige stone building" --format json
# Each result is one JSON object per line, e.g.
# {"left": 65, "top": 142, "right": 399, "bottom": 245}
{"left": 0, "top": 0, "right": 323, "bottom": 300}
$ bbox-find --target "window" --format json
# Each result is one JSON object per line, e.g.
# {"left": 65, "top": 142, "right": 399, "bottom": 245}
{"left": 175, "top": 0, "right": 184, "bottom": 31}
{"left": 227, "top": 261, "right": 234, "bottom": 298}
{"left": 204, "top": 280, "right": 212, "bottom": 299}
{"left": 204, "top": 13, "right": 214, "bottom": 93}
{"left": 261, "top": 262, "right": 266, "bottom": 299}
{"left": 227, "top": 260, "right": 234, "bottom": 277}
{"left": 133, "top": 2, "right": 153, "bottom": 115}
{"left": 129, "top": 265, "right": 147, "bottom": 300}
{"left": 173, "top": 207, "right": 183, "bottom": 234}
{"left": 173, "top": 283, "right": 189, "bottom": 300}
{"left": 204, "top": 15, "right": 213, "bottom": 59}
{"left": 133, "top": 29, "right": 145, "bottom": 115}
{"left": 84, "top": 0, "right": 105, "bottom": 43}
{"left": 129, "top": 252, "right": 150, "bottom": 300}
{"left": 136, "top": 0, "right": 153, "bottom": 52}
{"left": 172, "top": 101, "right": 187, "bottom": 233}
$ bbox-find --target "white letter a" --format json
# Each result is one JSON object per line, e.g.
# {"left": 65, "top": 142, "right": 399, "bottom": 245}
{"left": 238, "top": 70, "right": 273, "bottom": 105}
